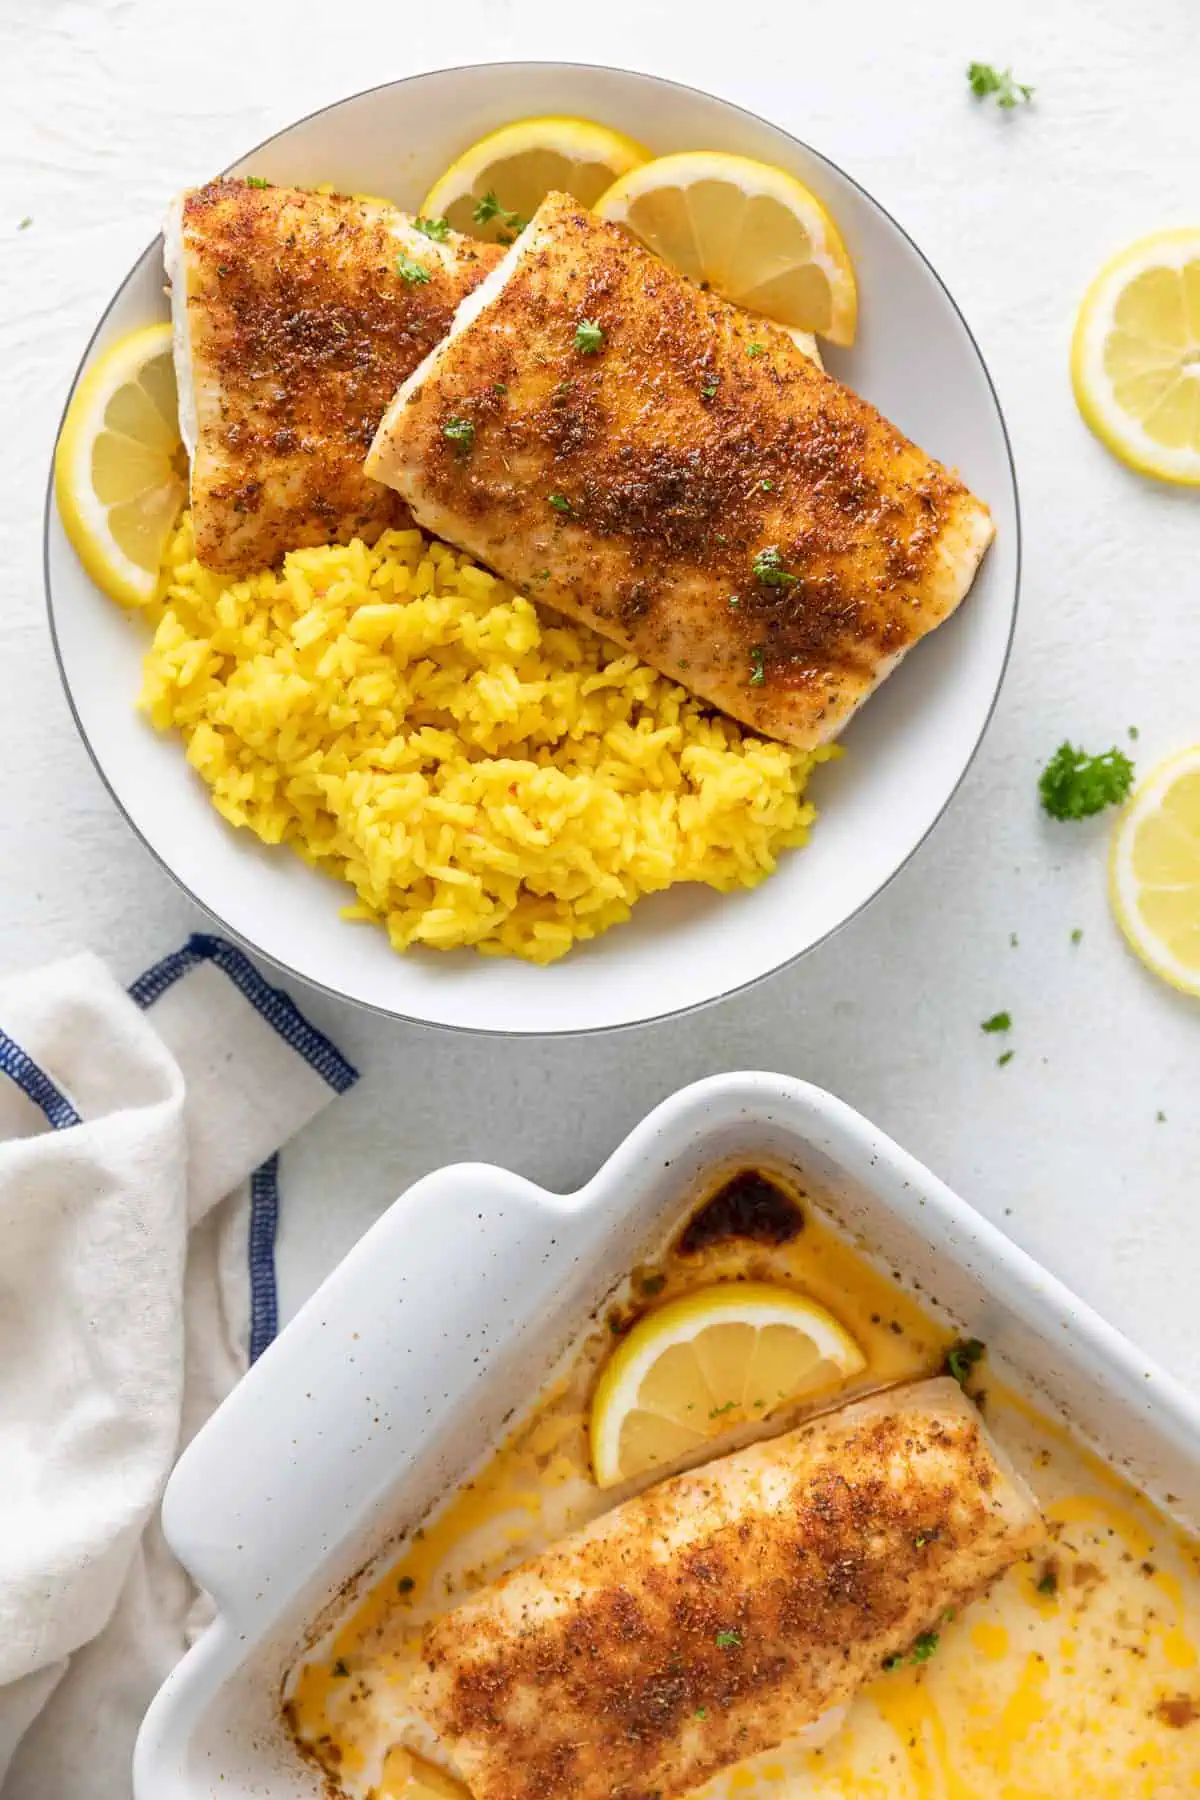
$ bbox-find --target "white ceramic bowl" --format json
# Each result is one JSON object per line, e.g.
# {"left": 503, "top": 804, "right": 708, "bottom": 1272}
{"left": 45, "top": 63, "right": 1020, "bottom": 1035}
{"left": 133, "top": 1072, "right": 1197, "bottom": 1799}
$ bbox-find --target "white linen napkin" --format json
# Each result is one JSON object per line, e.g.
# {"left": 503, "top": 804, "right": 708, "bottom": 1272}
{"left": 0, "top": 934, "right": 357, "bottom": 1799}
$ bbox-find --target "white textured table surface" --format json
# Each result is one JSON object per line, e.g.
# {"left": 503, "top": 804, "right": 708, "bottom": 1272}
{"left": 3, "top": 0, "right": 1197, "bottom": 1387}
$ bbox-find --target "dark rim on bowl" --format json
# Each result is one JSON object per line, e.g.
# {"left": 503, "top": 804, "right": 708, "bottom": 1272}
{"left": 42, "top": 60, "right": 1022, "bottom": 1038}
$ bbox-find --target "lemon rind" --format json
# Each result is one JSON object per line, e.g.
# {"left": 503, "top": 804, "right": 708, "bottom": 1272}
{"left": 1109, "top": 746, "right": 1200, "bottom": 998}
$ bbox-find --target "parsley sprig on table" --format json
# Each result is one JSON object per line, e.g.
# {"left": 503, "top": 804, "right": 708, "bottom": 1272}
{"left": 967, "top": 62, "right": 1034, "bottom": 108}
{"left": 1039, "top": 742, "right": 1134, "bottom": 820}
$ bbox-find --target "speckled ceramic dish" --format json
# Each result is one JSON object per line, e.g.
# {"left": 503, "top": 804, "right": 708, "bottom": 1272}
{"left": 133, "top": 1073, "right": 1198, "bottom": 1799}
{"left": 47, "top": 64, "right": 1020, "bottom": 1034}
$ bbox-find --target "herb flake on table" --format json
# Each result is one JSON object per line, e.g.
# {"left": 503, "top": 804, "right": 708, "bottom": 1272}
{"left": 396, "top": 250, "right": 431, "bottom": 285}
{"left": 415, "top": 215, "right": 451, "bottom": 241}
{"left": 967, "top": 62, "right": 1034, "bottom": 108}
{"left": 574, "top": 319, "right": 604, "bottom": 353}
{"left": 18, "top": 216, "right": 32, "bottom": 230}
{"left": 1070, "top": 928, "right": 1083, "bottom": 944}
{"left": 1039, "top": 742, "right": 1134, "bottom": 819}
{"left": 981, "top": 1010, "right": 1011, "bottom": 1033}
{"left": 997, "top": 1049, "right": 1015, "bottom": 1067}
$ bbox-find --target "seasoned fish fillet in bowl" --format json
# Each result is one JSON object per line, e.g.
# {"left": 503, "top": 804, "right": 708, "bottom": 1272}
{"left": 45, "top": 63, "right": 1019, "bottom": 1033}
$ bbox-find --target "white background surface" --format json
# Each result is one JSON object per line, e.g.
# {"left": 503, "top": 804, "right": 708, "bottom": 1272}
{"left": 1, "top": 1, "right": 1197, "bottom": 1387}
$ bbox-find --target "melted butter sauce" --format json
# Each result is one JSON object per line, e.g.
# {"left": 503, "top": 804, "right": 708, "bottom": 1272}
{"left": 288, "top": 1170, "right": 1200, "bottom": 1799}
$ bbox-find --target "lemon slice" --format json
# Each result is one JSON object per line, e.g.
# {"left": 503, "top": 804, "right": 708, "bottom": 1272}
{"left": 590, "top": 1281, "right": 865, "bottom": 1488}
{"left": 1072, "top": 229, "right": 1200, "bottom": 485}
{"left": 1110, "top": 746, "right": 1200, "bottom": 997}
{"left": 593, "top": 151, "right": 857, "bottom": 346}
{"left": 55, "top": 321, "right": 186, "bottom": 608}
{"left": 420, "top": 116, "right": 649, "bottom": 244}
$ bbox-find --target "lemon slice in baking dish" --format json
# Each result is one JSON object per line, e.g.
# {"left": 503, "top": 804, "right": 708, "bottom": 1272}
{"left": 590, "top": 1281, "right": 865, "bottom": 1488}
{"left": 54, "top": 320, "right": 186, "bottom": 608}
{"left": 593, "top": 150, "right": 858, "bottom": 345}
{"left": 420, "top": 115, "right": 649, "bottom": 243}
{"left": 1072, "top": 228, "right": 1200, "bottom": 485}
{"left": 1110, "top": 745, "right": 1200, "bottom": 997}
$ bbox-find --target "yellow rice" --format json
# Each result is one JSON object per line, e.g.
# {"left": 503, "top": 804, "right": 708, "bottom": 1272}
{"left": 142, "top": 515, "right": 830, "bottom": 964}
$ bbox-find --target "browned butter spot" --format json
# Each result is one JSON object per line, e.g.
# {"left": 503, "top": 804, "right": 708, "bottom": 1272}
{"left": 678, "top": 1171, "right": 804, "bottom": 1255}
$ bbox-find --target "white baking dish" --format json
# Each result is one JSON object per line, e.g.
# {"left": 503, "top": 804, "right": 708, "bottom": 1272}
{"left": 133, "top": 1073, "right": 1200, "bottom": 1799}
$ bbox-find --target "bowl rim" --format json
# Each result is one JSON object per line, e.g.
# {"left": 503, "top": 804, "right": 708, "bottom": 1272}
{"left": 42, "top": 58, "right": 1021, "bottom": 1038}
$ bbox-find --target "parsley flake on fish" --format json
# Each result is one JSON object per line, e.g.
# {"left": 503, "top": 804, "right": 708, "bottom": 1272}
{"left": 746, "top": 342, "right": 765, "bottom": 357}
{"left": 749, "top": 646, "right": 767, "bottom": 686}
{"left": 1039, "top": 742, "right": 1134, "bottom": 820}
{"left": 443, "top": 416, "right": 476, "bottom": 454}
{"left": 752, "top": 545, "right": 798, "bottom": 587}
{"left": 715, "top": 1629, "right": 742, "bottom": 1649}
{"left": 574, "top": 319, "right": 605, "bottom": 353}
{"left": 415, "top": 216, "right": 451, "bottom": 242}
{"left": 910, "top": 1632, "right": 939, "bottom": 1662}
{"left": 396, "top": 250, "right": 431, "bottom": 285}
{"left": 967, "top": 62, "right": 1034, "bottom": 107}
{"left": 548, "top": 493, "right": 573, "bottom": 515}
{"left": 244, "top": 176, "right": 270, "bottom": 189}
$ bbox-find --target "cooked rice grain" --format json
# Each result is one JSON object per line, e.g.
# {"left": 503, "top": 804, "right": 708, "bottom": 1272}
{"left": 143, "top": 516, "right": 830, "bottom": 963}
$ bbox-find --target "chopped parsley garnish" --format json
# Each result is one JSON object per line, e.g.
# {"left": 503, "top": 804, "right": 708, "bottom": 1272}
{"left": 967, "top": 62, "right": 1034, "bottom": 108}
{"left": 946, "top": 1338, "right": 986, "bottom": 1387}
{"left": 910, "top": 1632, "right": 939, "bottom": 1662}
{"left": 1070, "top": 927, "right": 1083, "bottom": 945}
{"left": 534, "top": 568, "right": 550, "bottom": 581}
{"left": 761, "top": 479, "right": 775, "bottom": 491}
{"left": 244, "top": 176, "right": 270, "bottom": 189}
{"left": 574, "top": 319, "right": 605, "bottom": 354}
{"left": 981, "top": 1011, "right": 1011, "bottom": 1033}
{"left": 1036, "top": 1570, "right": 1058, "bottom": 1596}
{"left": 493, "top": 382, "right": 508, "bottom": 394}
{"left": 332, "top": 1658, "right": 350, "bottom": 1677}
{"left": 548, "top": 493, "right": 573, "bottom": 515}
{"left": 397, "top": 1575, "right": 415, "bottom": 1593}
{"left": 914, "top": 1534, "right": 929, "bottom": 1548}
{"left": 997, "top": 1050, "right": 1015, "bottom": 1067}
{"left": 694, "top": 1706, "right": 708, "bottom": 1720}
{"left": 728, "top": 594, "right": 740, "bottom": 608}
{"left": 1039, "top": 742, "right": 1134, "bottom": 820}
{"left": 746, "top": 342, "right": 765, "bottom": 357}
{"left": 1157, "top": 1109, "right": 1167, "bottom": 1123}
{"left": 708, "top": 1400, "right": 737, "bottom": 1418}
{"left": 395, "top": 250, "right": 431, "bottom": 285}
{"left": 1128, "top": 725, "right": 1140, "bottom": 740}
{"left": 18, "top": 216, "right": 32, "bottom": 230}
{"left": 749, "top": 646, "right": 767, "bottom": 686}
{"left": 715, "top": 1629, "right": 742, "bottom": 1649}
{"left": 752, "top": 545, "right": 798, "bottom": 587}
{"left": 474, "top": 191, "right": 527, "bottom": 239}
{"left": 1010, "top": 932, "right": 1019, "bottom": 948}
{"left": 701, "top": 380, "right": 719, "bottom": 399}
{"left": 442, "top": 416, "right": 476, "bottom": 454}
{"left": 415, "top": 215, "right": 451, "bottom": 241}
{"left": 217, "top": 264, "right": 230, "bottom": 278}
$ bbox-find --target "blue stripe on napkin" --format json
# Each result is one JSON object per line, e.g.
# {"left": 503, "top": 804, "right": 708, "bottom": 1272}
{"left": 131, "top": 934, "right": 358, "bottom": 1365}
{"left": 129, "top": 932, "right": 357, "bottom": 1093}
{"left": 0, "top": 1026, "right": 82, "bottom": 1129}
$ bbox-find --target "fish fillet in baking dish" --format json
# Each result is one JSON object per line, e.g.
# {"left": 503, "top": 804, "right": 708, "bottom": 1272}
{"left": 163, "top": 179, "right": 502, "bottom": 573}
{"left": 368, "top": 193, "right": 995, "bottom": 749}
{"left": 412, "top": 1378, "right": 1044, "bottom": 1800}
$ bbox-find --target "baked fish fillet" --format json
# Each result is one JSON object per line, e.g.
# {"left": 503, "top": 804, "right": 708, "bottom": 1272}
{"left": 367, "top": 193, "right": 994, "bottom": 749}
{"left": 412, "top": 1378, "right": 1043, "bottom": 1800}
{"left": 163, "top": 179, "right": 501, "bottom": 573}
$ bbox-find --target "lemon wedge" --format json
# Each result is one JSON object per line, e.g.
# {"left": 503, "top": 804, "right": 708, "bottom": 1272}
{"left": 1072, "top": 229, "right": 1200, "bottom": 485}
{"left": 420, "top": 116, "right": 648, "bottom": 244}
{"left": 1110, "top": 746, "right": 1200, "bottom": 997}
{"left": 55, "top": 321, "right": 186, "bottom": 608}
{"left": 590, "top": 1281, "right": 865, "bottom": 1488}
{"left": 594, "top": 151, "right": 857, "bottom": 345}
